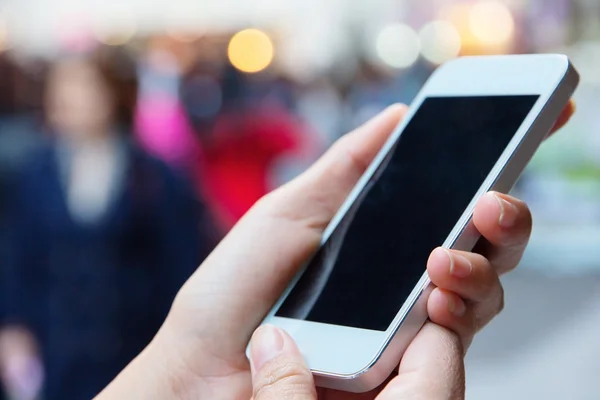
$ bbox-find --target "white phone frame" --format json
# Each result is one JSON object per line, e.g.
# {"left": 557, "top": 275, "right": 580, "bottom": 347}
{"left": 256, "top": 54, "right": 579, "bottom": 393}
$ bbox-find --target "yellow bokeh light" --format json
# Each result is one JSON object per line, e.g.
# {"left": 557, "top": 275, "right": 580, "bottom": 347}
{"left": 0, "top": 14, "right": 11, "bottom": 52}
{"left": 228, "top": 29, "right": 274, "bottom": 73}
{"left": 468, "top": 1, "right": 515, "bottom": 46}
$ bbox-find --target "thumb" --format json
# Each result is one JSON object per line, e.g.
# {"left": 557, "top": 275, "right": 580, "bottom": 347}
{"left": 249, "top": 325, "right": 316, "bottom": 400}
{"left": 378, "top": 322, "right": 465, "bottom": 400}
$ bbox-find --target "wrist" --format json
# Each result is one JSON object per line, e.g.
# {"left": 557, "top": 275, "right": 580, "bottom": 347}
{"left": 95, "top": 325, "right": 199, "bottom": 400}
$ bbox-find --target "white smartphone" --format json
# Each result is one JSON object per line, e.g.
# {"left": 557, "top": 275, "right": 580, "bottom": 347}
{"left": 255, "top": 54, "right": 579, "bottom": 393}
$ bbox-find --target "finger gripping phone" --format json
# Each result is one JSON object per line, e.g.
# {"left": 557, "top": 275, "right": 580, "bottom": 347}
{"left": 256, "top": 54, "right": 579, "bottom": 392}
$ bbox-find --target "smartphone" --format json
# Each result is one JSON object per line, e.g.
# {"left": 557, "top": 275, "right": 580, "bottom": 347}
{"left": 255, "top": 54, "right": 579, "bottom": 393}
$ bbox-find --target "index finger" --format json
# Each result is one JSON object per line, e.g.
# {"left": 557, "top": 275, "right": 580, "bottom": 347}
{"left": 172, "top": 105, "right": 407, "bottom": 353}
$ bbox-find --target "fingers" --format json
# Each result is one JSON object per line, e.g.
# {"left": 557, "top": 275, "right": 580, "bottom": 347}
{"left": 428, "top": 248, "right": 501, "bottom": 303}
{"left": 378, "top": 323, "right": 465, "bottom": 400}
{"left": 250, "top": 326, "right": 316, "bottom": 400}
{"left": 472, "top": 192, "right": 533, "bottom": 275}
{"left": 427, "top": 248, "right": 503, "bottom": 350}
{"left": 421, "top": 192, "right": 534, "bottom": 355}
{"left": 426, "top": 289, "right": 476, "bottom": 351}
{"left": 547, "top": 99, "right": 576, "bottom": 138}
{"left": 171, "top": 104, "right": 407, "bottom": 355}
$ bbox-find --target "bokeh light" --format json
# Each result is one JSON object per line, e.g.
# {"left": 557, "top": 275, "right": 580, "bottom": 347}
{"left": 92, "top": 11, "right": 137, "bottom": 46}
{"left": 375, "top": 24, "right": 420, "bottom": 69}
{"left": 468, "top": 0, "right": 515, "bottom": 47}
{"left": 419, "top": 21, "right": 461, "bottom": 65}
{"left": 182, "top": 74, "right": 223, "bottom": 119}
{"left": 227, "top": 28, "right": 274, "bottom": 73}
{"left": 0, "top": 14, "right": 9, "bottom": 52}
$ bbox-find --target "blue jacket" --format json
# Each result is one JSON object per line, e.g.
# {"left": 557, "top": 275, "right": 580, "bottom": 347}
{"left": 1, "top": 141, "right": 210, "bottom": 399}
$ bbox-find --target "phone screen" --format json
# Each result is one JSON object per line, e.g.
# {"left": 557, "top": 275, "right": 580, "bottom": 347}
{"left": 275, "top": 95, "right": 539, "bottom": 331}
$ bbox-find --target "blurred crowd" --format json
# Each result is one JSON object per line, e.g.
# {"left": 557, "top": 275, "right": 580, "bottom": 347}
{"left": 0, "top": 33, "right": 434, "bottom": 400}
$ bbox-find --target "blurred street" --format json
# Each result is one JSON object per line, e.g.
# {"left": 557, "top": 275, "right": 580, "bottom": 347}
{"left": 467, "top": 268, "right": 600, "bottom": 399}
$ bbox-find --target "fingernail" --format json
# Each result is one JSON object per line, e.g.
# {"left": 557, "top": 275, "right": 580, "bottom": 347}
{"left": 444, "top": 249, "right": 472, "bottom": 278}
{"left": 448, "top": 295, "right": 467, "bottom": 317}
{"left": 495, "top": 194, "right": 519, "bottom": 228}
{"left": 250, "top": 325, "right": 285, "bottom": 376}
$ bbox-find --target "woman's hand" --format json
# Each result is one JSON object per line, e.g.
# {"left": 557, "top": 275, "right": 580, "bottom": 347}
{"left": 248, "top": 188, "right": 534, "bottom": 399}
{"left": 96, "top": 100, "right": 575, "bottom": 400}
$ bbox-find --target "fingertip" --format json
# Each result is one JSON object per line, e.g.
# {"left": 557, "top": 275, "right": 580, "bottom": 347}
{"left": 473, "top": 192, "right": 517, "bottom": 236}
{"left": 387, "top": 102, "right": 409, "bottom": 115}
{"left": 427, "top": 289, "right": 474, "bottom": 353}
{"left": 472, "top": 192, "right": 501, "bottom": 230}
{"left": 249, "top": 325, "right": 286, "bottom": 375}
{"left": 427, "top": 287, "right": 447, "bottom": 317}
{"left": 355, "top": 103, "right": 407, "bottom": 139}
{"left": 356, "top": 103, "right": 407, "bottom": 134}
{"left": 473, "top": 192, "right": 532, "bottom": 245}
{"left": 427, "top": 247, "right": 450, "bottom": 281}
{"left": 250, "top": 325, "right": 316, "bottom": 399}
{"left": 428, "top": 288, "right": 466, "bottom": 322}
{"left": 567, "top": 98, "right": 576, "bottom": 117}
{"left": 549, "top": 99, "right": 576, "bottom": 135}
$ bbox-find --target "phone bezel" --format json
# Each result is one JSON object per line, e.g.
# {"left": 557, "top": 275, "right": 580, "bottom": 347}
{"left": 259, "top": 54, "right": 575, "bottom": 380}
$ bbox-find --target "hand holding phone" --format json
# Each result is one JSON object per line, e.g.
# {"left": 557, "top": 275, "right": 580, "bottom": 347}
{"left": 95, "top": 56, "right": 576, "bottom": 400}
{"left": 256, "top": 54, "right": 579, "bottom": 392}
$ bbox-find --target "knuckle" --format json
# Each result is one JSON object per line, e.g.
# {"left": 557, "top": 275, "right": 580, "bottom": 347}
{"left": 486, "top": 278, "right": 505, "bottom": 316}
{"left": 470, "top": 257, "right": 497, "bottom": 299}
{"left": 329, "top": 134, "right": 370, "bottom": 181}
{"left": 252, "top": 190, "right": 282, "bottom": 216}
{"left": 249, "top": 180, "right": 332, "bottom": 232}
{"left": 251, "top": 190, "right": 302, "bottom": 225}
{"left": 255, "top": 359, "right": 316, "bottom": 400}
{"left": 481, "top": 271, "right": 499, "bottom": 298}
{"left": 341, "top": 140, "right": 370, "bottom": 177}
{"left": 476, "top": 282, "right": 505, "bottom": 331}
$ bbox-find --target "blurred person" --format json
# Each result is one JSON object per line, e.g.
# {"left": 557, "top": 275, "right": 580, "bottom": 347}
{"left": 0, "top": 55, "right": 48, "bottom": 400}
{"left": 0, "top": 54, "right": 47, "bottom": 218}
{"left": 135, "top": 44, "right": 199, "bottom": 172}
{"left": 0, "top": 48, "right": 209, "bottom": 400}
{"left": 183, "top": 64, "right": 320, "bottom": 232}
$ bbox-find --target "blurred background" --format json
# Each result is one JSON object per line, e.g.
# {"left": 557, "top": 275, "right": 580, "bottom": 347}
{"left": 0, "top": 0, "right": 598, "bottom": 398}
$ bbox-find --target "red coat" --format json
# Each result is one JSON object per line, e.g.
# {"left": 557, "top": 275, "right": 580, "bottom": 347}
{"left": 195, "top": 106, "right": 313, "bottom": 231}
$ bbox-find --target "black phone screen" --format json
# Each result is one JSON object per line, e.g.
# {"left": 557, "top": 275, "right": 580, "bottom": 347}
{"left": 275, "top": 95, "right": 539, "bottom": 331}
